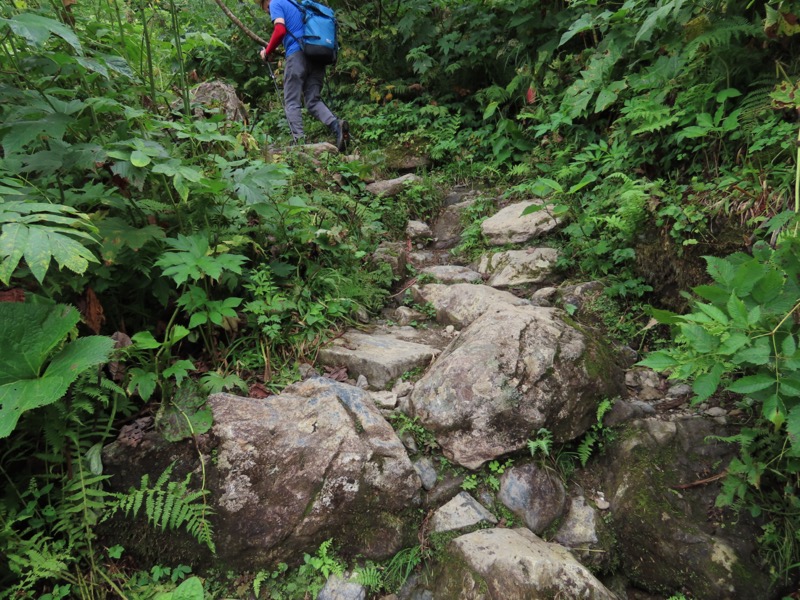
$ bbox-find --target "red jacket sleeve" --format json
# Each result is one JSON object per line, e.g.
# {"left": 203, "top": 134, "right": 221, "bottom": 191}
{"left": 264, "top": 22, "right": 287, "bottom": 56}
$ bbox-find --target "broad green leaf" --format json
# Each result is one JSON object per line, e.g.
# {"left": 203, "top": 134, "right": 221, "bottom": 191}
{"left": 130, "top": 150, "right": 151, "bottom": 167}
{"left": 680, "top": 323, "right": 718, "bottom": 353}
{"left": 163, "top": 360, "right": 195, "bottom": 386}
{"left": 559, "top": 13, "right": 593, "bottom": 47}
{"left": 787, "top": 405, "right": 800, "bottom": 454}
{"left": 751, "top": 270, "right": 784, "bottom": 305}
{"left": 0, "top": 303, "right": 79, "bottom": 383}
{"left": 783, "top": 334, "right": 797, "bottom": 358}
{"left": 189, "top": 313, "right": 207, "bottom": 329}
{"left": 696, "top": 302, "right": 729, "bottom": 325}
{"left": 732, "top": 338, "right": 771, "bottom": 366}
{"left": 692, "top": 363, "right": 724, "bottom": 402}
{"left": 2, "top": 13, "right": 83, "bottom": 54}
{"left": 45, "top": 336, "right": 115, "bottom": 381}
{"left": 635, "top": 3, "right": 674, "bottom": 45}
{"left": 726, "top": 294, "right": 749, "bottom": 328}
{"left": 0, "top": 222, "right": 28, "bottom": 285}
{"left": 636, "top": 351, "right": 678, "bottom": 370}
{"left": 705, "top": 256, "right": 735, "bottom": 287}
{"left": 483, "top": 101, "right": 499, "bottom": 120}
{"left": 692, "top": 284, "right": 729, "bottom": 306}
{"left": 131, "top": 331, "right": 161, "bottom": 350}
{"left": 718, "top": 333, "right": 750, "bottom": 355}
{"left": 727, "top": 374, "right": 776, "bottom": 394}
{"left": 780, "top": 376, "right": 800, "bottom": 398}
{"left": 568, "top": 173, "right": 597, "bottom": 194}
{"left": 730, "top": 258, "right": 765, "bottom": 296}
{"left": 747, "top": 305, "right": 762, "bottom": 327}
{"left": 762, "top": 393, "right": 785, "bottom": 430}
{"left": 594, "top": 80, "right": 627, "bottom": 113}
{"left": 128, "top": 368, "right": 158, "bottom": 401}
{"left": 0, "top": 377, "right": 68, "bottom": 438}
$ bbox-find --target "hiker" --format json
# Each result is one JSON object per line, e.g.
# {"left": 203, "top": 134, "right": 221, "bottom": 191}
{"left": 259, "top": 0, "right": 348, "bottom": 151}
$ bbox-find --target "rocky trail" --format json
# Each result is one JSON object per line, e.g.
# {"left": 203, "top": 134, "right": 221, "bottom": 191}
{"left": 103, "top": 175, "right": 774, "bottom": 600}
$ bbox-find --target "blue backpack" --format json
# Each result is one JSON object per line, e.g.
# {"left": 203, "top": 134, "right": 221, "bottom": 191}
{"left": 287, "top": 0, "right": 338, "bottom": 65}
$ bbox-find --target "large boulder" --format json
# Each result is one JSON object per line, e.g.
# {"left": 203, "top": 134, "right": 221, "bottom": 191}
{"left": 410, "top": 283, "right": 531, "bottom": 328}
{"left": 427, "top": 528, "right": 617, "bottom": 599}
{"left": 480, "top": 200, "right": 562, "bottom": 246}
{"left": 475, "top": 248, "right": 560, "bottom": 288}
{"left": 409, "top": 305, "right": 625, "bottom": 469}
{"left": 596, "top": 417, "right": 773, "bottom": 599}
{"left": 102, "top": 378, "right": 421, "bottom": 569}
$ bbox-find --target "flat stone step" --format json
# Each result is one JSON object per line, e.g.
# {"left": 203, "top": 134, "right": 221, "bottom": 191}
{"left": 317, "top": 329, "right": 441, "bottom": 390}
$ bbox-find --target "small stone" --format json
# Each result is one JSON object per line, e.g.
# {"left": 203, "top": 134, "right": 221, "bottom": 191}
{"left": 705, "top": 406, "right": 727, "bottom": 418}
{"left": 356, "top": 374, "right": 369, "bottom": 389}
{"left": 594, "top": 493, "right": 610, "bottom": 510}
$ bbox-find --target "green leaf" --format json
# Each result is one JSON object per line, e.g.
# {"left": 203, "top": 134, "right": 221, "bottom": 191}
{"left": 705, "top": 256, "right": 735, "bottom": 287}
{"left": 680, "top": 323, "right": 718, "bottom": 353}
{"left": 0, "top": 303, "right": 79, "bottom": 383}
{"left": 782, "top": 334, "right": 797, "bottom": 358}
{"left": 727, "top": 374, "right": 776, "bottom": 394}
{"left": 787, "top": 405, "right": 800, "bottom": 453}
{"left": 635, "top": 2, "right": 675, "bottom": 45}
{"left": 692, "top": 363, "right": 724, "bottom": 402}
{"left": 732, "top": 338, "right": 771, "bottom": 366}
{"left": 559, "top": 13, "right": 593, "bottom": 47}
{"left": 130, "top": 150, "right": 151, "bottom": 167}
{"left": 2, "top": 13, "right": 83, "bottom": 54}
{"left": 725, "top": 294, "right": 749, "bottom": 328}
{"left": 696, "top": 302, "right": 729, "bottom": 325}
{"left": 0, "top": 304, "right": 112, "bottom": 438}
{"left": 568, "top": 173, "right": 597, "bottom": 194}
{"left": 751, "top": 269, "right": 784, "bottom": 305}
{"left": 0, "top": 222, "right": 28, "bottom": 285}
{"left": 23, "top": 226, "right": 52, "bottom": 283}
{"left": 132, "top": 331, "right": 161, "bottom": 350}
{"left": 636, "top": 351, "right": 678, "bottom": 370}
{"left": 718, "top": 333, "right": 750, "bottom": 356}
{"left": 128, "top": 368, "right": 158, "bottom": 401}
{"left": 483, "top": 101, "right": 499, "bottom": 120}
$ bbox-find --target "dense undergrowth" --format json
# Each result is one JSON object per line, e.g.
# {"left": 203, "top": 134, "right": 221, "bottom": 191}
{"left": 2, "top": 0, "right": 800, "bottom": 596}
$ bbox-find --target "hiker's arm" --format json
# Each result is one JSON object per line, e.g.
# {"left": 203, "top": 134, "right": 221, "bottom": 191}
{"left": 260, "top": 21, "right": 286, "bottom": 59}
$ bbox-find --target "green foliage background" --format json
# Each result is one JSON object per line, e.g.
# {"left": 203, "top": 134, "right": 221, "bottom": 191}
{"left": 3, "top": 0, "right": 800, "bottom": 595}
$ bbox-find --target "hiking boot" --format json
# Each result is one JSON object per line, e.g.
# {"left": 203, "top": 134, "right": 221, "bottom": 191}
{"left": 333, "top": 119, "right": 349, "bottom": 152}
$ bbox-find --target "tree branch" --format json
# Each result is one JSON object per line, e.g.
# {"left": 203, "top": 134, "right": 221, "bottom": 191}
{"left": 212, "top": 0, "right": 268, "bottom": 46}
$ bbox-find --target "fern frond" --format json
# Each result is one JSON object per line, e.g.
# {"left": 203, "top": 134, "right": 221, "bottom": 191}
{"left": 684, "top": 16, "right": 760, "bottom": 60}
{"left": 104, "top": 463, "right": 215, "bottom": 553}
{"left": 577, "top": 432, "right": 597, "bottom": 467}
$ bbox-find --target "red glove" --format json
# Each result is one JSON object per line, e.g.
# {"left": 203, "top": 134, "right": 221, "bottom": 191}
{"left": 261, "top": 22, "right": 286, "bottom": 59}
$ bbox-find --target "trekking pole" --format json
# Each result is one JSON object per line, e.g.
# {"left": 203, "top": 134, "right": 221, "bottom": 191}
{"left": 265, "top": 60, "right": 283, "bottom": 107}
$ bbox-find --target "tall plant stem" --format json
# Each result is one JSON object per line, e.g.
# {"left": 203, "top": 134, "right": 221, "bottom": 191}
{"left": 795, "top": 126, "right": 800, "bottom": 214}
{"left": 107, "top": 0, "right": 129, "bottom": 62}
{"left": 137, "top": 0, "right": 157, "bottom": 108}
{"left": 167, "top": 0, "right": 191, "bottom": 116}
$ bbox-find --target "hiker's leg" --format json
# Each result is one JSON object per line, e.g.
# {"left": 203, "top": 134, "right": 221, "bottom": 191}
{"left": 304, "top": 61, "right": 336, "bottom": 128}
{"left": 283, "top": 52, "right": 306, "bottom": 142}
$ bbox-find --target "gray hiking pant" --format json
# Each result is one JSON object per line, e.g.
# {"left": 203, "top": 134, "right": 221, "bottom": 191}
{"left": 284, "top": 51, "right": 336, "bottom": 142}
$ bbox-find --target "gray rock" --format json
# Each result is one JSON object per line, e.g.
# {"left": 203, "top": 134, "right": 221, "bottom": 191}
{"left": 102, "top": 378, "right": 422, "bottom": 568}
{"left": 410, "top": 283, "right": 530, "bottom": 328}
{"left": 317, "top": 573, "right": 366, "bottom": 600}
{"left": 406, "top": 220, "right": 432, "bottom": 240}
{"left": 317, "top": 330, "right": 439, "bottom": 390}
{"left": 429, "top": 528, "right": 617, "bottom": 599}
{"left": 430, "top": 491, "right": 498, "bottom": 533}
{"left": 431, "top": 200, "right": 474, "bottom": 249}
{"left": 476, "top": 248, "right": 560, "bottom": 288}
{"left": 413, "top": 456, "right": 438, "bottom": 491}
{"left": 372, "top": 242, "right": 407, "bottom": 280}
{"left": 597, "top": 417, "right": 772, "bottom": 599}
{"left": 499, "top": 463, "right": 566, "bottom": 534}
{"left": 480, "top": 200, "right": 562, "bottom": 246}
{"left": 394, "top": 306, "right": 426, "bottom": 326}
{"left": 410, "top": 305, "right": 625, "bottom": 469}
{"left": 418, "top": 265, "right": 483, "bottom": 284}
{"left": 366, "top": 174, "right": 422, "bottom": 197}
